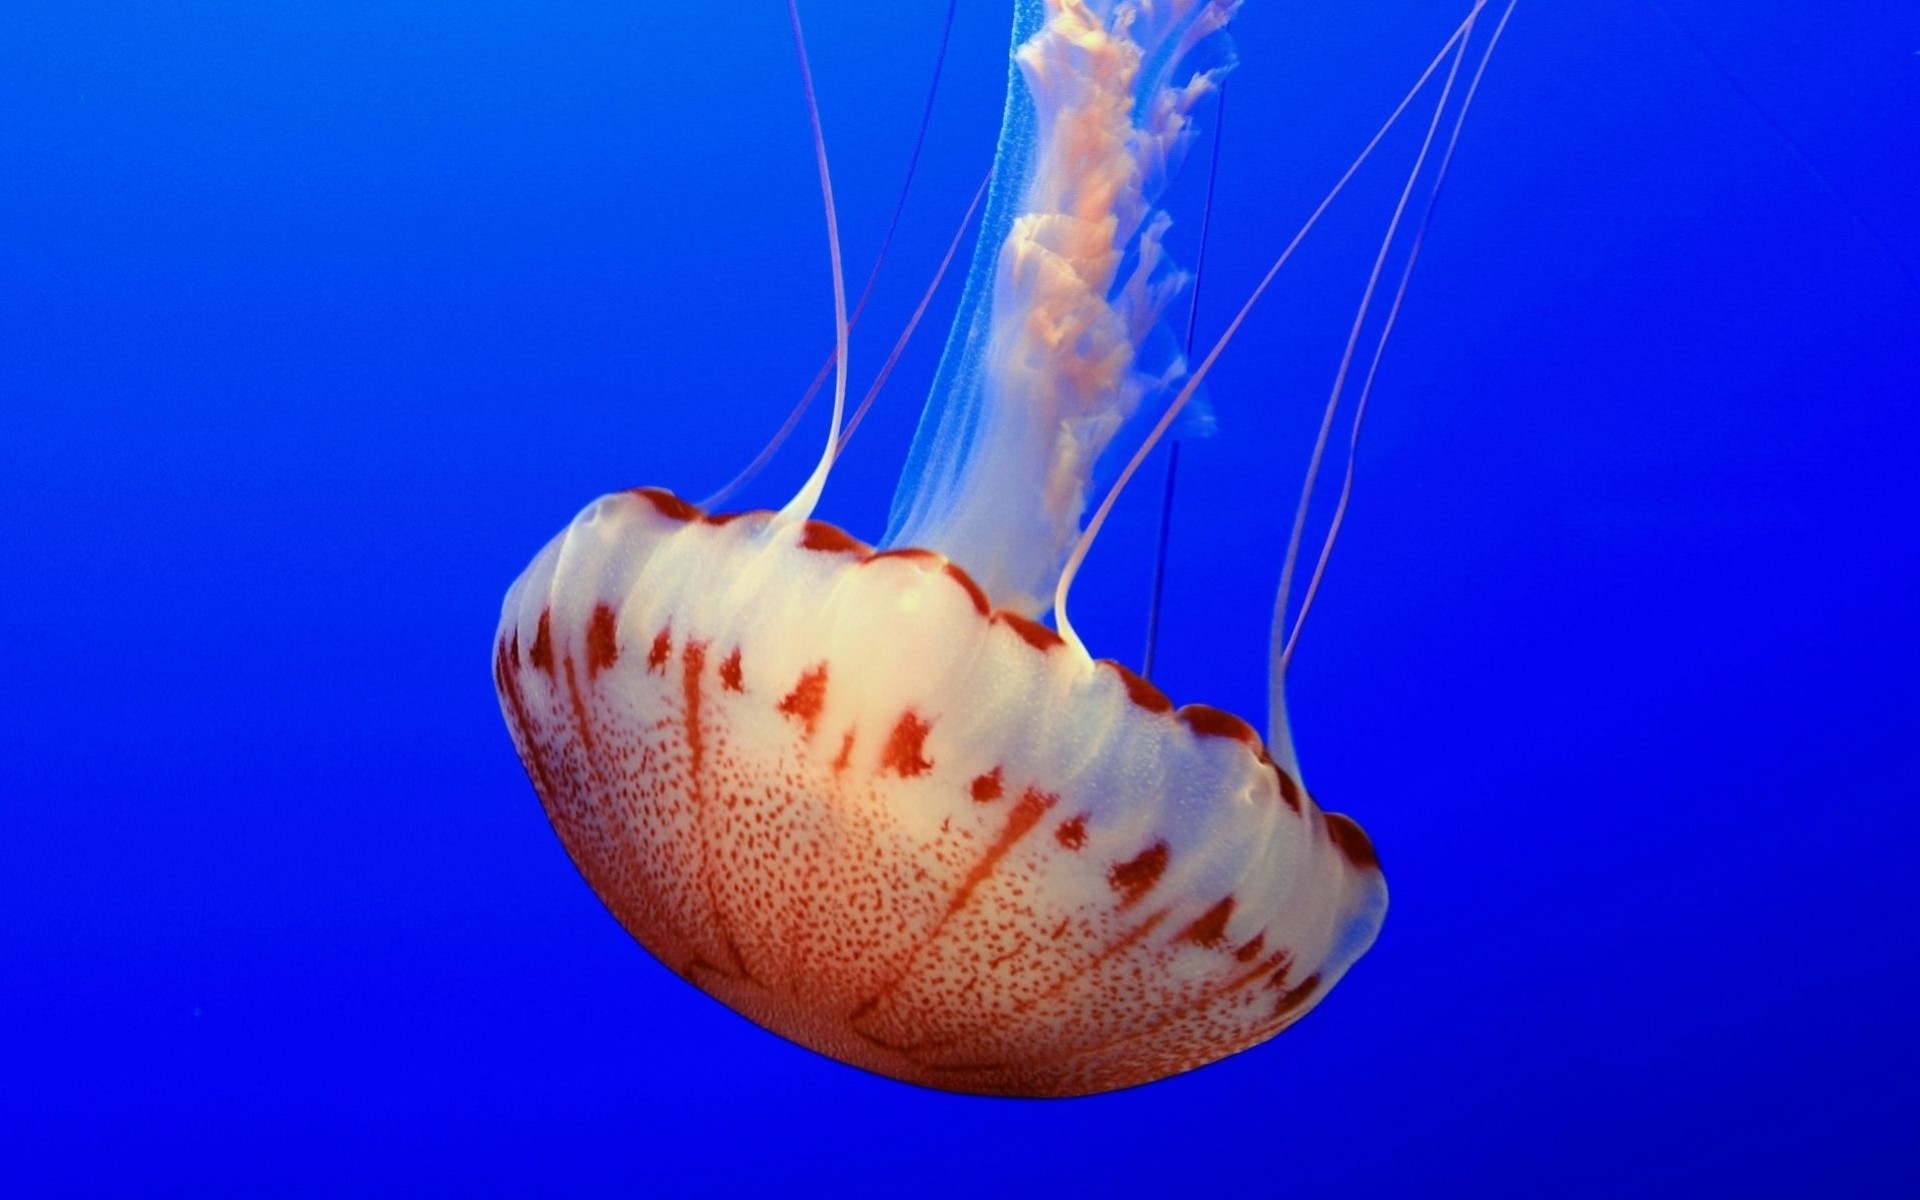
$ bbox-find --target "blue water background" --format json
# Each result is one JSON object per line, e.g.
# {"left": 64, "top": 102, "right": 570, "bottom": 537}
{"left": 3, "top": 2, "right": 1916, "bottom": 1193}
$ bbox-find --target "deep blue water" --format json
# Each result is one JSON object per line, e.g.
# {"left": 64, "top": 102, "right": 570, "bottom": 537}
{"left": 4, "top": 1, "right": 1917, "bottom": 1194}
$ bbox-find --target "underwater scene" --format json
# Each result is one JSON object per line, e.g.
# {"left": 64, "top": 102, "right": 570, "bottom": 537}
{"left": 3, "top": 0, "right": 1916, "bottom": 1193}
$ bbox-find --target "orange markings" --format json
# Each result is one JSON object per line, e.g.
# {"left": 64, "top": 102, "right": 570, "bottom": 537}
{"left": 1108, "top": 841, "right": 1170, "bottom": 908}
{"left": 1055, "top": 814, "right": 1089, "bottom": 851}
{"left": 631, "top": 487, "right": 699, "bottom": 522}
{"left": 586, "top": 604, "right": 619, "bottom": 677}
{"left": 778, "top": 664, "right": 829, "bottom": 737}
{"left": 996, "top": 612, "right": 1064, "bottom": 652}
{"left": 880, "top": 711, "right": 935, "bottom": 777}
{"left": 529, "top": 609, "right": 554, "bottom": 675}
{"left": 1177, "top": 896, "right": 1237, "bottom": 949}
{"left": 1323, "top": 812, "right": 1380, "bottom": 869}
{"left": 647, "top": 626, "right": 672, "bottom": 675}
{"left": 800, "top": 521, "right": 868, "bottom": 555}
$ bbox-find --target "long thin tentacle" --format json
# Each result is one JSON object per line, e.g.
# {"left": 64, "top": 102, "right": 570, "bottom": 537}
{"left": 1053, "top": 5, "right": 1485, "bottom": 656}
{"left": 1141, "top": 87, "right": 1229, "bottom": 682}
{"left": 707, "top": 0, "right": 957, "bottom": 512}
{"left": 1641, "top": 0, "right": 1918, "bottom": 298}
{"left": 776, "top": 0, "right": 851, "bottom": 527}
{"left": 1282, "top": 0, "right": 1518, "bottom": 670}
{"left": 836, "top": 169, "right": 991, "bottom": 455}
{"left": 1272, "top": 2, "right": 1484, "bottom": 673}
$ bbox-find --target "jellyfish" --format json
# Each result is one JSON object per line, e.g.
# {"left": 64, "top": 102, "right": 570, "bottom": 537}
{"left": 494, "top": 0, "right": 1511, "bottom": 1097}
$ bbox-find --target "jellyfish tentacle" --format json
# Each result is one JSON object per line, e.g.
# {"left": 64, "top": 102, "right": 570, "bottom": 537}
{"left": 1053, "top": 4, "right": 1489, "bottom": 659}
{"left": 1273, "top": 2, "right": 1483, "bottom": 682}
{"left": 1142, "top": 86, "right": 1228, "bottom": 683}
{"left": 703, "top": 1, "right": 959, "bottom": 512}
{"left": 1281, "top": 1, "right": 1520, "bottom": 675}
{"left": 775, "top": 0, "right": 851, "bottom": 529}
{"left": 836, "top": 170, "right": 992, "bottom": 457}
{"left": 1645, "top": 0, "right": 1919, "bottom": 299}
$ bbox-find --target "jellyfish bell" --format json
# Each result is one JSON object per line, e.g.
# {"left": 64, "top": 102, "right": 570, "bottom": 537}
{"left": 495, "top": 488, "right": 1380, "bottom": 1098}
{"left": 494, "top": 0, "right": 1508, "bottom": 1097}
